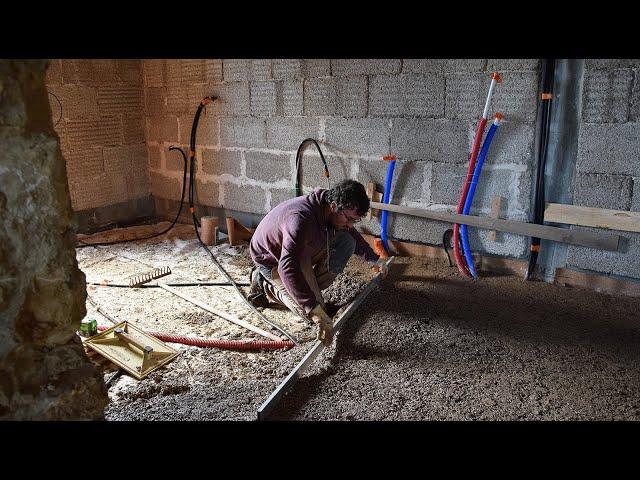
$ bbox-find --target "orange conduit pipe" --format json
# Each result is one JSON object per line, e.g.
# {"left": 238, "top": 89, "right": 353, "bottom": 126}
{"left": 96, "top": 325, "right": 294, "bottom": 350}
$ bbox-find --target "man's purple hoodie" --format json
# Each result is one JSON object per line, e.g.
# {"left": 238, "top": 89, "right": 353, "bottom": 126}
{"left": 249, "top": 188, "right": 378, "bottom": 315}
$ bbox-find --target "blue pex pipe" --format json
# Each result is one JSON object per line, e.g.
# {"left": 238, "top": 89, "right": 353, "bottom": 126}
{"left": 380, "top": 159, "right": 396, "bottom": 254}
{"left": 460, "top": 120, "right": 501, "bottom": 278}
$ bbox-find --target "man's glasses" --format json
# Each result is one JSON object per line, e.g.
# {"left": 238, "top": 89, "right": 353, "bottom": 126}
{"left": 339, "top": 210, "right": 363, "bottom": 224}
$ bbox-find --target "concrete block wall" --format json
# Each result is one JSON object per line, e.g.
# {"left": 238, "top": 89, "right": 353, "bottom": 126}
{"left": 145, "top": 59, "right": 540, "bottom": 258}
{"left": 566, "top": 59, "right": 640, "bottom": 279}
{"left": 45, "top": 60, "right": 150, "bottom": 213}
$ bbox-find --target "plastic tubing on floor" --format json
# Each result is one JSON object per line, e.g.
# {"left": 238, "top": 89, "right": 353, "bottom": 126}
{"left": 460, "top": 113, "right": 503, "bottom": 278}
{"left": 380, "top": 155, "right": 397, "bottom": 255}
{"left": 96, "top": 325, "right": 294, "bottom": 350}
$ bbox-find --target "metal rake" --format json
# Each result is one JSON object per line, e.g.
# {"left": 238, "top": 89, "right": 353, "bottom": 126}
{"left": 128, "top": 266, "right": 172, "bottom": 287}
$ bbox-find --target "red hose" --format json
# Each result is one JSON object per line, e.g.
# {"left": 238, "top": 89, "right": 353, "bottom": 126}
{"left": 453, "top": 118, "right": 488, "bottom": 277}
{"left": 96, "top": 325, "right": 294, "bottom": 350}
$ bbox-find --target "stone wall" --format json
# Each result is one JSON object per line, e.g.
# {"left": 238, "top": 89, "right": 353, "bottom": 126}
{"left": 0, "top": 60, "right": 108, "bottom": 419}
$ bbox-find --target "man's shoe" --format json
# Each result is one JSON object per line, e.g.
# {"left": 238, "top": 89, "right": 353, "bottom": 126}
{"left": 248, "top": 267, "right": 270, "bottom": 308}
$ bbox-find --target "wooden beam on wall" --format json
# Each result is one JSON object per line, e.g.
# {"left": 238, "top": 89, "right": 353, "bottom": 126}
{"left": 544, "top": 203, "right": 640, "bottom": 233}
{"left": 370, "top": 201, "right": 620, "bottom": 252}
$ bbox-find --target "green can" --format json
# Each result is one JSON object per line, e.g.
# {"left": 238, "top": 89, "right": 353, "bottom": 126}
{"left": 80, "top": 318, "right": 98, "bottom": 337}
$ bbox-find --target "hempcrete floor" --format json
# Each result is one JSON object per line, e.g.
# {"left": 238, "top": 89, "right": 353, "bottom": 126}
{"left": 77, "top": 223, "right": 640, "bottom": 421}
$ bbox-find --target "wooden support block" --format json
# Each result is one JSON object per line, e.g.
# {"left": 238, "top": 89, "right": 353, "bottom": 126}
{"left": 366, "top": 182, "right": 384, "bottom": 220}
{"left": 544, "top": 203, "right": 640, "bottom": 233}
{"left": 226, "top": 216, "right": 256, "bottom": 246}
{"left": 488, "top": 196, "right": 504, "bottom": 241}
{"left": 200, "top": 216, "right": 219, "bottom": 246}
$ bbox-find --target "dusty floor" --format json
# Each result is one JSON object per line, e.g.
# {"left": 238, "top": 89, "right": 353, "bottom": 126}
{"left": 76, "top": 222, "right": 372, "bottom": 421}
{"left": 77, "top": 223, "right": 640, "bottom": 421}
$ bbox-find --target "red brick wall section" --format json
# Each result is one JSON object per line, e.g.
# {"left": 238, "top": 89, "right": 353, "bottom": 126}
{"left": 45, "top": 59, "right": 149, "bottom": 211}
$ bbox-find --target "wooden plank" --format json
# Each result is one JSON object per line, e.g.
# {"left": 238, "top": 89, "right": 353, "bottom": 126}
{"left": 156, "top": 283, "right": 281, "bottom": 341}
{"left": 554, "top": 268, "right": 640, "bottom": 299}
{"left": 370, "top": 201, "right": 620, "bottom": 252}
{"left": 257, "top": 257, "right": 395, "bottom": 421}
{"left": 488, "top": 196, "right": 504, "bottom": 241}
{"left": 544, "top": 203, "right": 640, "bottom": 233}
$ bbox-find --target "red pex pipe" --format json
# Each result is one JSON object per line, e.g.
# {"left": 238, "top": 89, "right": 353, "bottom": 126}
{"left": 97, "top": 325, "right": 294, "bottom": 350}
{"left": 453, "top": 117, "right": 488, "bottom": 277}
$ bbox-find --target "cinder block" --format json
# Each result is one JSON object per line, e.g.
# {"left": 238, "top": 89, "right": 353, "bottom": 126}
{"left": 303, "top": 59, "right": 331, "bottom": 78}
{"left": 325, "top": 118, "right": 390, "bottom": 156}
{"left": 178, "top": 112, "right": 217, "bottom": 145}
{"left": 144, "top": 87, "right": 166, "bottom": 116}
{"left": 220, "top": 117, "right": 266, "bottom": 148}
{"left": 202, "top": 148, "right": 242, "bottom": 177}
{"left": 69, "top": 173, "right": 113, "bottom": 210}
{"left": 251, "top": 81, "right": 277, "bottom": 117}
{"left": 213, "top": 82, "right": 250, "bottom": 116}
{"left": 404, "top": 74, "right": 445, "bottom": 117}
{"left": 223, "top": 183, "right": 268, "bottom": 213}
{"left": 150, "top": 171, "right": 182, "bottom": 201}
{"left": 392, "top": 119, "right": 468, "bottom": 163}
{"left": 223, "top": 59, "right": 251, "bottom": 81}
{"left": 566, "top": 229, "right": 640, "bottom": 279}
{"left": 164, "top": 60, "right": 181, "bottom": 87}
{"left": 126, "top": 147, "right": 150, "bottom": 198}
{"left": 431, "top": 162, "right": 466, "bottom": 205}
{"left": 444, "top": 59, "right": 486, "bottom": 73}
{"left": 97, "top": 87, "right": 144, "bottom": 116}
{"left": 61, "top": 60, "right": 119, "bottom": 85}
{"left": 116, "top": 60, "right": 142, "bottom": 84}
{"left": 204, "top": 59, "right": 223, "bottom": 84}
{"left": 302, "top": 154, "right": 355, "bottom": 191}
{"left": 585, "top": 59, "right": 640, "bottom": 70}
{"left": 251, "top": 60, "right": 272, "bottom": 81}
{"left": 185, "top": 84, "right": 215, "bottom": 114}
{"left": 62, "top": 147, "right": 104, "bottom": 180}
{"left": 467, "top": 229, "right": 528, "bottom": 258}
{"left": 357, "top": 159, "right": 426, "bottom": 204}
{"left": 304, "top": 77, "right": 336, "bottom": 116}
{"left": 401, "top": 59, "right": 444, "bottom": 74}
{"left": 632, "top": 73, "right": 640, "bottom": 122}
{"left": 65, "top": 117, "right": 124, "bottom": 149}
{"left": 194, "top": 179, "right": 220, "bottom": 206}
{"left": 270, "top": 188, "right": 296, "bottom": 209}
{"left": 633, "top": 178, "right": 640, "bottom": 212}
{"left": 573, "top": 173, "right": 633, "bottom": 210}
{"left": 165, "top": 85, "right": 189, "bottom": 115}
{"left": 123, "top": 117, "right": 145, "bottom": 144}
{"left": 445, "top": 73, "right": 485, "bottom": 120}
{"left": 246, "top": 151, "right": 291, "bottom": 183}
{"left": 145, "top": 116, "right": 179, "bottom": 143}
{"left": 148, "top": 145, "right": 162, "bottom": 169}
{"left": 45, "top": 59, "right": 63, "bottom": 84}
{"left": 369, "top": 75, "right": 403, "bottom": 116}
{"left": 486, "top": 59, "right": 540, "bottom": 71}
{"left": 279, "top": 80, "right": 303, "bottom": 116}
{"left": 165, "top": 146, "right": 186, "bottom": 172}
{"left": 272, "top": 59, "right": 302, "bottom": 80}
{"left": 336, "top": 76, "right": 367, "bottom": 118}
{"left": 582, "top": 69, "right": 633, "bottom": 123}
{"left": 143, "top": 60, "right": 165, "bottom": 87}
{"left": 490, "top": 71, "right": 539, "bottom": 123}
{"left": 387, "top": 214, "right": 450, "bottom": 245}
{"left": 485, "top": 121, "right": 535, "bottom": 165}
{"left": 577, "top": 123, "right": 640, "bottom": 176}
{"left": 331, "top": 59, "right": 401, "bottom": 76}
{"left": 473, "top": 168, "right": 521, "bottom": 212}
{"left": 49, "top": 85, "right": 99, "bottom": 120}
{"left": 266, "top": 117, "right": 319, "bottom": 151}
{"left": 103, "top": 145, "right": 130, "bottom": 176}
{"left": 181, "top": 59, "right": 205, "bottom": 84}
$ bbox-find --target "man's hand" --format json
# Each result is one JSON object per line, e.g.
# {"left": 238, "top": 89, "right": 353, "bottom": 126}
{"left": 310, "top": 304, "right": 333, "bottom": 346}
{"left": 370, "top": 258, "right": 389, "bottom": 279}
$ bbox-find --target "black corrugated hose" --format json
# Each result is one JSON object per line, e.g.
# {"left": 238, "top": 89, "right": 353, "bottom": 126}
{"left": 525, "top": 59, "right": 556, "bottom": 280}
{"left": 294, "top": 138, "right": 330, "bottom": 197}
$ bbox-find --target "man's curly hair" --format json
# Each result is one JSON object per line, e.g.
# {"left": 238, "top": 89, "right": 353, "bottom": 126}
{"left": 325, "top": 180, "right": 370, "bottom": 217}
